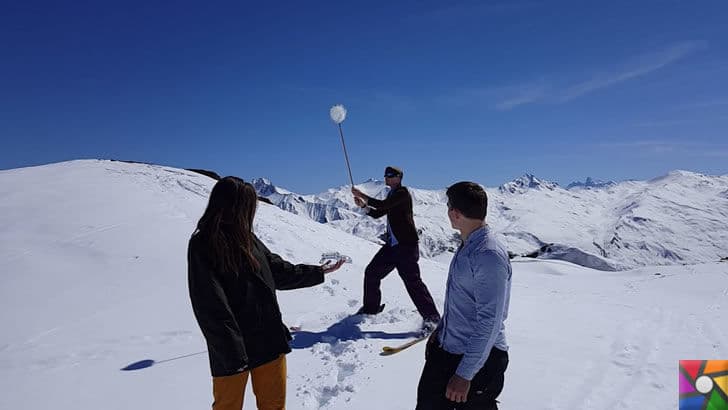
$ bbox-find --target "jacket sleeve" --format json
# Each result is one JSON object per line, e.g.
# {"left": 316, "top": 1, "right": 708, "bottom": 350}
{"left": 365, "top": 206, "right": 387, "bottom": 219}
{"left": 257, "top": 238, "right": 325, "bottom": 290}
{"left": 364, "top": 188, "right": 409, "bottom": 219}
{"left": 188, "top": 242, "right": 248, "bottom": 375}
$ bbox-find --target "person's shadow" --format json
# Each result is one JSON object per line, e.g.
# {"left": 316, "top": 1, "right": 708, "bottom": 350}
{"left": 289, "top": 315, "right": 422, "bottom": 349}
{"left": 120, "top": 316, "right": 421, "bottom": 371}
{"left": 120, "top": 351, "right": 207, "bottom": 371}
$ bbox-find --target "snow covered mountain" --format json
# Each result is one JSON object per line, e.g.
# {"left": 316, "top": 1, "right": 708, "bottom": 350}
{"left": 252, "top": 177, "right": 458, "bottom": 258}
{"left": 567, "top": 177, "right": 616, "bottom": 190}
{"left": 251, "top": 177, "right": 366, "bottom": 224}
{"left": 255, "top": 172, "right": 728, "bottom": 270}
{"left": 1, "top": 159, "right": 726, "bottom": 410}
{"left": 497, "top": 173, "right": 560, "bottom": 194}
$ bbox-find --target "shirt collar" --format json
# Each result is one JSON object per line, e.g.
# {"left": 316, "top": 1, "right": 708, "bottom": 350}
{"left": 463, "top": 225, "right": 489, "bottom": 248}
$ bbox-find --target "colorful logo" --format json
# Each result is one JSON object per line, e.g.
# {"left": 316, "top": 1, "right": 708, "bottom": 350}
{"left": 680, "top": 360, "right": 728, "bottom": 409}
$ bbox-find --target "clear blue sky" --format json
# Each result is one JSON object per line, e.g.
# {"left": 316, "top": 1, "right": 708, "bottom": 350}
{"left": 2, "top": 0, "right": 727, "bottom": 193}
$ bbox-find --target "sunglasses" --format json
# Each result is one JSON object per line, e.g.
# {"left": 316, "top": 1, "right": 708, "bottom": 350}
{"left": 384, "top": 173, "right": 400, "bottom": 178}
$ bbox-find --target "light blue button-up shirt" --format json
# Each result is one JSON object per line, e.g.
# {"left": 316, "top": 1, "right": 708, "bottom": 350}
{"left": 437, "top": 226, "right": 512, "bottom": 380}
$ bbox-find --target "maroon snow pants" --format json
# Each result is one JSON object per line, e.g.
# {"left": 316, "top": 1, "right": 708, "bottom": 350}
{"left": 362, "top": 243, "right": 440, "bottom": 321}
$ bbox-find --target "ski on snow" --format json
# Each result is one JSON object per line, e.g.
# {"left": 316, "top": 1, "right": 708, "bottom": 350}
{"left": 380, "top": 333, "right": 430, "bottom": 356}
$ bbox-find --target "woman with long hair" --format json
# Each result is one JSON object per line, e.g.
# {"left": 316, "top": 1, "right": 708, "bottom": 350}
{"left": 188, "top": 176, "right": 343, "bottom": 410}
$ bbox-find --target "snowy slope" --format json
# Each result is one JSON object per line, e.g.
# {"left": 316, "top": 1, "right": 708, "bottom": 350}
{"left": 254, "top": 171, "right": 728, "bottom": 269}
{"left": 1, "top": 160, "right": 726, "bottom": 410}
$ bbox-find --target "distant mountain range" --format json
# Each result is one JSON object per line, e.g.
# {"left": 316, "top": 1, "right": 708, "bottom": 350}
{"left": 253, "top": 171, "right": 728, "bottom": 270}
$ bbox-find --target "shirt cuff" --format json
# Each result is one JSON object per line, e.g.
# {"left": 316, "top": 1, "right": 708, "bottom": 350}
{"left": 455, "top": 359, "right": 478, "bottom": 381}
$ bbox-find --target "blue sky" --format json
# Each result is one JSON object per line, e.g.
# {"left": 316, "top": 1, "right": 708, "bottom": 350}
{"left": 2, "top": 0, "right": 727, "bottom": 193}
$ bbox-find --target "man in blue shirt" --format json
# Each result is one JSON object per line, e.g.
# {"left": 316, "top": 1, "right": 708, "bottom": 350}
{"left": 416, "top": 182, "right": 511, "bottom": 409}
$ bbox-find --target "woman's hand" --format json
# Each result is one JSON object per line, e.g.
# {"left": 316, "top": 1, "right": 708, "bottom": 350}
{"left": 321, "top": 258, "right": 345, "bottom": 274}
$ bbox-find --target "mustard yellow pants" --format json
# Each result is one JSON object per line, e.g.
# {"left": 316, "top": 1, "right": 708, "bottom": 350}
{"left": 211, "top": 355, "right": 286, "bottom": 410}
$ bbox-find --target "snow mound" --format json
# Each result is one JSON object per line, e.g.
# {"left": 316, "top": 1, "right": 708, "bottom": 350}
{"left": 522, "top": 243, "right": 625, "bottom": 271}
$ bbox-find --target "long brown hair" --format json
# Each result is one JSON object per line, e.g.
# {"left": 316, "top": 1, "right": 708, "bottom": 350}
{"left": 195, "top": 176, "right": 260, "bottom": 272}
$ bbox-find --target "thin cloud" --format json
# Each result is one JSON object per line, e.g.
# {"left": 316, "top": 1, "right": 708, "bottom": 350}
{"left": 598, "top": 140, "right": 684, "bottom": 148}
{"left": 368, "top": 91, "right": 417, "bottom": 112}
{"left": 494, "top": 85, "right": 548, "bottom": 110}
{"left": 490, "top": 41, "right": 708, "bottom": 110}
{"left": 598, "top": 140, "right": 679, "bottom": 154}
{"left": 495, "top": 86, "right": 546, "bottom": 111}
{"left": 597, "top": 139, "right": 728, "bottom": 157}
{"left": 279, "top": 84, "right": 339, "bottom": 96}
{"left": 701, "top": 150, "right": 728, "bottom": 158}
{"left": 676, "top": 98, "right": 728, "bottom": 110}
{"left": 443, "top": 81, "right": 549, "bottom": 110}
{"left": 557, "top": 41, "right": 707, "bottom": 102}
{"left": 633, "top": 113, "right": 728, "bottom": 128}
{"left": 633, "top": 119, "right": 698, "bottom": 128}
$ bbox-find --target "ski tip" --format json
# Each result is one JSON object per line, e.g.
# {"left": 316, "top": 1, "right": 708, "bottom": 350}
{"left": 380, "top": 345, "right": 406, "bottom": 355}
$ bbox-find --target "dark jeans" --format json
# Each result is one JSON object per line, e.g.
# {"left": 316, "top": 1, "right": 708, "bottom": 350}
{"left": 416, "top": 338, "right": 509, "bottom": 410}
{"left": 363, "top": 243, "right": 440, "bottom": 320}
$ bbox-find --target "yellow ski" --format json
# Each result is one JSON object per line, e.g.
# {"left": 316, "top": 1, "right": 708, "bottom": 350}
{"left": 380, "top": 335, "right": 428, "bottom": 356}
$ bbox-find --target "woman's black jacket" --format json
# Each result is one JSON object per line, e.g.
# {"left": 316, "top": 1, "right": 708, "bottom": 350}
{"left": 188, "top": 232, "right": 324, "bottom": 376}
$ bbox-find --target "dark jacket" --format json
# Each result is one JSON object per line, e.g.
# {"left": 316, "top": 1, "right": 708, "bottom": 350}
{"left": 188, "top": 232, "right": 324, "bottom": 377}
{"left": 364, "top": 185, "right": 419, "bottom": 245}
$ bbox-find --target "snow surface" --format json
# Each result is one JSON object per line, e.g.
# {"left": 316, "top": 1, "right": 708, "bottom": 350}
{"left": 1, "top": 160, "right": 726, "bottom": 409}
